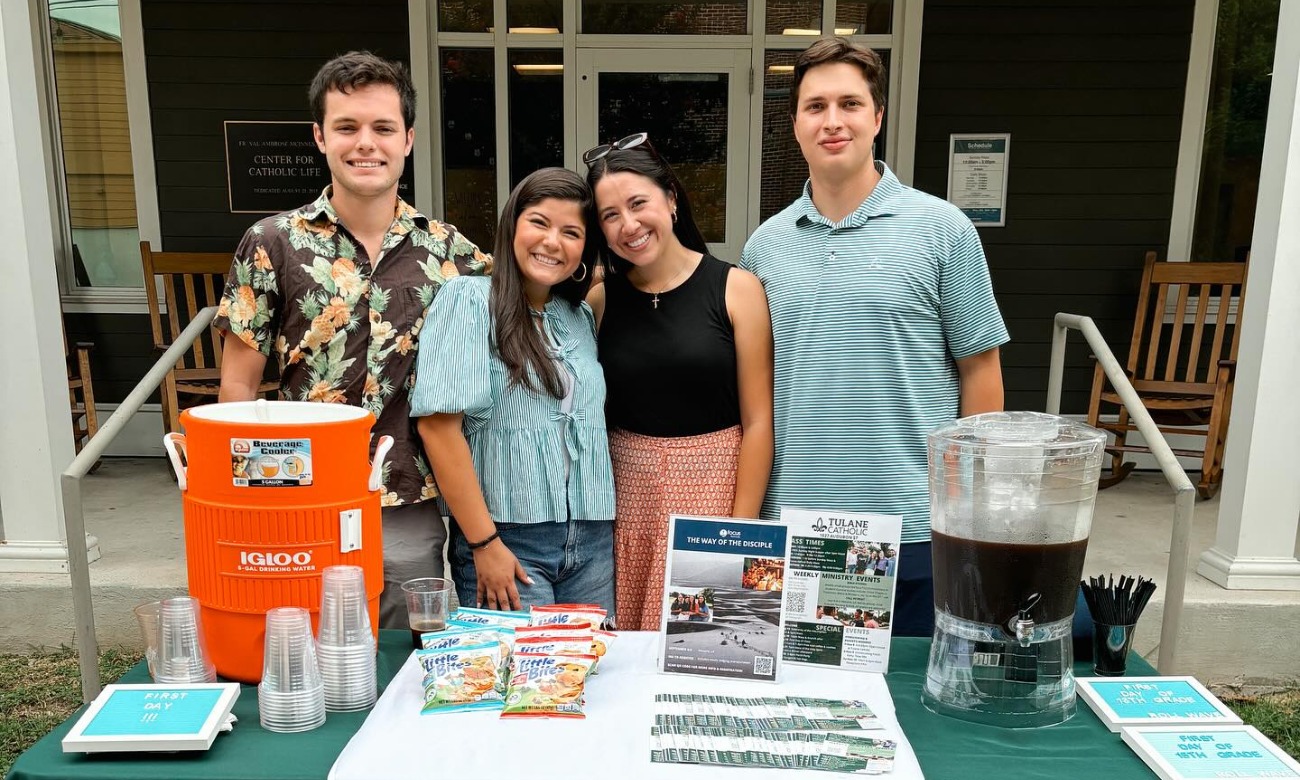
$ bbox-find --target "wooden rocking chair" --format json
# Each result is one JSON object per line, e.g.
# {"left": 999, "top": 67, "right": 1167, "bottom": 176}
{"left": 65, "top": 326, "right": 99, "bottom": 470}
{"left": 1086, "top": 251, "right": 1248, "bottom": 499}
{"left": 140, "top": 241, "right": 278, "bottom": 436}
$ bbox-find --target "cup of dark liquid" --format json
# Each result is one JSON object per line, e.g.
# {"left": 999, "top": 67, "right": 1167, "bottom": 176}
{"left": 401, "top": 577, "right": 452, "bottom": 649}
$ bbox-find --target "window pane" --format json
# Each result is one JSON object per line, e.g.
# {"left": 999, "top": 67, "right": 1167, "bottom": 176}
{"left": 441, "top": 48, "right": 497, "bottom": 247}
{"left": 836, "top": 1, "right": 893, "bottom": 35}
{"left": 597, "top": 72, "right": 730, "bottom": 243}
{"left": 761, "top": 49, "right": 889, "bottom": 222}
{"left": 765, "top": 1, "right": 821, "bottom": 36}
{"left": 508, "top": 0, "right": 563, "bottom": 33}
{"left": 439, "top": 0, "right": 493, "bottom": 33}
{"left": 581, "top": 1, "right": 747, "bottom": 35}
{"left": 508, "top": 50, "right": 564, "bottom": 188}
{"left": 49, "top": 1, "right": 142, "bottom": 288}
{"left": 1191, "top": 0, "right": 1278, "bottom": 262}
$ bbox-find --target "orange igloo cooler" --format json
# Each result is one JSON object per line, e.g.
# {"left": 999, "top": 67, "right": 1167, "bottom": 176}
{"left": 163, "top": 400, "right": 392, "bottom": 683}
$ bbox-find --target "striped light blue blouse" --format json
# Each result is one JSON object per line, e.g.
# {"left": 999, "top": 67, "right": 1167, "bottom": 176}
{"left": 409, "top": 276, "right": 615, "bottom": 524}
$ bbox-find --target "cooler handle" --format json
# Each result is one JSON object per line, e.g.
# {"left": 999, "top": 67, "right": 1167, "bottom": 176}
{"left": 163, "top": 433, "right": 188, "bottom": 491}
{"left": 369, "top": 435, "right": 394, "bottom": 492}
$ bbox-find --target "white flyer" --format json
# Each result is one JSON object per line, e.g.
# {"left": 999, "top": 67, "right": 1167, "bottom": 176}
{"left": 659, "top": 515, "right": 789, "bottom": 682}
{"left": 779, "top": 508, "right": 903, "bottom": 674}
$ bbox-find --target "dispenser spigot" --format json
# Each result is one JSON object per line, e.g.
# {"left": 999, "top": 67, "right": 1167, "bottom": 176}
{"left": 1013, "top": 593, "right": 1041, "bottom": 647}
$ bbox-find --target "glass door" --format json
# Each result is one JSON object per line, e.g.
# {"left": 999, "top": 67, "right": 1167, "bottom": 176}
{"left": 576, "top": 49, "right": 751, "bottom": 262}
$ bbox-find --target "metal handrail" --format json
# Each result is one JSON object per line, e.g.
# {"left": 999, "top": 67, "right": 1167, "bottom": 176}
{"left": 1047, "top": 312, "right": 1196, "bottom": 674}
{"left": 61, "top": 306, "right": 218, "bottom": 702}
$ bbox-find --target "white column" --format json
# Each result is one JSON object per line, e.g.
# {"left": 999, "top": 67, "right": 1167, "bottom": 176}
{"left": 0, "top": 0, "right": 99, "bottom": 572}
{"left": 1197, "top": 1, "right": 1300, "bottom": 590}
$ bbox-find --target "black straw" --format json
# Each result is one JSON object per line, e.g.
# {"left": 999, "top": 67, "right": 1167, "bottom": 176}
{"left": 1079, "top": 574, "right": 1157, "bottom": 626}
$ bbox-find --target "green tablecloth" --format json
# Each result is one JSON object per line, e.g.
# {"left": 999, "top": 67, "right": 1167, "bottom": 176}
{"left": 888, "top": 641, "right": 1156, "bottom": 778}
{"left": 6, "top": 632, "right": 1157, "bottom": 780}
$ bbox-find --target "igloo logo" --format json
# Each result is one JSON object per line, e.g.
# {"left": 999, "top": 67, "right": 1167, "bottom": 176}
{"left": 240, "top": 550, "right": 312, "bottom": 568}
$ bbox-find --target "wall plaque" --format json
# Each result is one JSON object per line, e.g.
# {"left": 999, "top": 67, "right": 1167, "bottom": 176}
{"left": 224, "top": 121, "right": 413, "bottom": 213}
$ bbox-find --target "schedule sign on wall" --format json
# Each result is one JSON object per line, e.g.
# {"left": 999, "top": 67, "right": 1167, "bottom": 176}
{"left": 947, "top": 133, "right": 1010, "bottom": 226}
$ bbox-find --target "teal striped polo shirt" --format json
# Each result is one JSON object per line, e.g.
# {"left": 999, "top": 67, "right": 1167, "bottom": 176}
{"left": 409, "top": 276, "right": 615, "bottom": 524}
{"left": 740, "top": 162, "right": 1008, "bottom": 543}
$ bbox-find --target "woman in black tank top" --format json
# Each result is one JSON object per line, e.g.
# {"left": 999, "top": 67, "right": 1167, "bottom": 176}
{"left": 583, "top": 135, "right": 773, "bottom": 631}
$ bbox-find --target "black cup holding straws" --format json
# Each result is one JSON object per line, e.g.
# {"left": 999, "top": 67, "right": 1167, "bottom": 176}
{"left": 1079, "top": 575, "right": 1157, "bottom": 676}
{"left": 1092, "top": 623, "right": 1137, "bottom": 675}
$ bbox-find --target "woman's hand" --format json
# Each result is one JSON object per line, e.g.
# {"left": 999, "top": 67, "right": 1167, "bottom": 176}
{"left": 417, "top": 413, "right": 534, "bottom": 610}
{"left": 472, "top": 539, "right": 532, "bottom": 611}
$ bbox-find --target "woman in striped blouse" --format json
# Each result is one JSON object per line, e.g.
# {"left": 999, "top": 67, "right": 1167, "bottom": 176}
{"left": 412, "top": 168, "right": 616, "bottom": 617}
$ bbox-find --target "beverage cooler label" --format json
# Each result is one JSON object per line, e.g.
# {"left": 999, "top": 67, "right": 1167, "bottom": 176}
{"left": 230, "top": 438, "right": 312, "bottom": 487}
{"left": 779, "top": 508, "right": 902, "bottom": 674}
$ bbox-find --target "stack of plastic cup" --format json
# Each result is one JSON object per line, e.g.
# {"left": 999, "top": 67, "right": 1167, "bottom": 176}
{"left": 153, "top": 596, "right": 217, "bottom": 683}
{"left": 316, "top": 565, "right": 377, "bottom": 712}
{"left": 258, "top": 607, "right": 326, "bottom": 732}
{"left": 132, "top": 601, "right": 162, "bottom": 681}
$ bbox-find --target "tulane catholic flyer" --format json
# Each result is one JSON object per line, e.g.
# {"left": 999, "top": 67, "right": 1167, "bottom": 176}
{"left": 659, "top": 516, "right": 789, "bottom": 682}
{"left": 779, "top": 508, "right": 902, "bottom": 673}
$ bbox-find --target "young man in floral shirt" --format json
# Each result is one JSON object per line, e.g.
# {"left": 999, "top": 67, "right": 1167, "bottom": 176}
{"left": 215, "top": 51, "right": 490, "bottom": 627}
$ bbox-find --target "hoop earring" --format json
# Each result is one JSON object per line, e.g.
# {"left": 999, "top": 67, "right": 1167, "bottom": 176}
{"left": 571, "top": 262, "right": 588, "bottom": 283}
{"left": 672, "top": 210, "right": 678, "bottom": 224}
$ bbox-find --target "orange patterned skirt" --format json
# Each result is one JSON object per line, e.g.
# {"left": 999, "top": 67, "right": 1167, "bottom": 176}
{"left": 610, "top": 425, "right": 742, "bottom": 631}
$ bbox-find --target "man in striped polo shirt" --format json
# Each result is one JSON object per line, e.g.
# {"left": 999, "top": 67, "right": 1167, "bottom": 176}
{"left": 740, "top": 37, "right": 1008, "bottom": 637}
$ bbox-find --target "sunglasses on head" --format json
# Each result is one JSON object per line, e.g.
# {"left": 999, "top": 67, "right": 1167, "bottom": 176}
{"left": 581, "top": 132, "right": 651, "bottom": 166}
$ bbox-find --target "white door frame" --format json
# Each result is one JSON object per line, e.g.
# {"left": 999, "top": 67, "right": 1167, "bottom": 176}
{"left": 575, "top": 48, "right": 753, "bottom": 261}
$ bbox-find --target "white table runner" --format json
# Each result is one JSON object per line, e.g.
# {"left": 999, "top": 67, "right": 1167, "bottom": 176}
{"left": 329, "top": 632, "right": 923, "bottom": 779}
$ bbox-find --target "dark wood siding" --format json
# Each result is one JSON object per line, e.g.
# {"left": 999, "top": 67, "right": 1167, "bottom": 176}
{"left": 143, "top": 0, "right": 411, "bottom": 253}
{"left": 80, "top": 0, "right": 411, "bottom": 403}
{"left": 912, "top": 0, "right": 1195, "bottom": 413}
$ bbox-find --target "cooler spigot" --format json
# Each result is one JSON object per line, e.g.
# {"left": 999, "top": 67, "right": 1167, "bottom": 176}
{"left": 1013, "top": 593, "right": 1041, "bottom": 647}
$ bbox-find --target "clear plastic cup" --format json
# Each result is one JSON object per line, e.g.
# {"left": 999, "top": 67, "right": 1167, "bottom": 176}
{"left": 317, "top": 566, "right": 377, "bottom": 711}
{"left": 317, "top": 646, "right": 377, "bottom": 711}
{"left": 154, "top": 596, "right": 216, "bottom": 684}
{"left": 132, "top": 601, "right": 161, "bottom": 681}
{"left": 318, "top": 565, "right": 373, "bottom": 647}
{"left": 259, "top": 607, "right": 325, "bottom": 732}
{"left": 401, "top": 577, "right": 452, "bottom": 650}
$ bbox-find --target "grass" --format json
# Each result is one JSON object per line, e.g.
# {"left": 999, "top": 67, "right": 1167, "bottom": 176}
{"left": 0, "top": 649, "right": 1295, "bottom": 777}
{"left": 0, "top": 648, "right": 140, "bottom": 778}
{"left": 1217, "top": 689, "right": 1300, "bottom": 759}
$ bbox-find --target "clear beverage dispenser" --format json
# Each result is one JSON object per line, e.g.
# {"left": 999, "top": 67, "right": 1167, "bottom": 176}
{"left": 922, "top": 411, "right": 1106, "bottom": 728}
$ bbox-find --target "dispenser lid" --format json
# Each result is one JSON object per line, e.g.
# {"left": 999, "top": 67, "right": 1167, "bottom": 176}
{"left": 187, "top": 399, "right": 371, "bottom": 425}
{"left": 929, "top": 411, "right": 1106, "bottom": 455}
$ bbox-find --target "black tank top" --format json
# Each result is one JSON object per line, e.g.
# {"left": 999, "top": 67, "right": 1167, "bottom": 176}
{"left": 599, "top": 254, "right": 740, "bottom": 437}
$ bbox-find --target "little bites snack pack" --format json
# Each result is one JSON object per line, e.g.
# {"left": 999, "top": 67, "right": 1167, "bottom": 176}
{"left": 417, "top": 643, "right": 506, "bottom": 714}
{"left": 501, "top": 654, "right": 597, "bottom": 719}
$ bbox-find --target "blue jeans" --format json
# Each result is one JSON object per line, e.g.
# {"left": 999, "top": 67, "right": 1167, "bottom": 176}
{"left": 449, "top": 519, "right": 615, "bottom": 623}
{"left": 895, "top": 542, "right": 936, "bottom": 637}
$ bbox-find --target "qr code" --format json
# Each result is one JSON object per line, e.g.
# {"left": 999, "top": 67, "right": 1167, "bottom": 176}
{"left": 753, "top": 655, "right": 774, "bottom": 676}
{"left": 786, "top": 591, "right": 806, "bottom": 615}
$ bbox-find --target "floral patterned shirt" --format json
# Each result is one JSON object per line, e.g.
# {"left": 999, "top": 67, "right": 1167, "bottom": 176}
{"left": 214, "top": 187, "right": 492, "bottom": 506}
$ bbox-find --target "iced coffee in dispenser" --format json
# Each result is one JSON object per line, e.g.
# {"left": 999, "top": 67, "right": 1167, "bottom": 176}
{"left": 923, "top": 411, "right": 1106, "bottom": 728}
